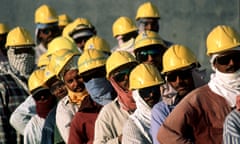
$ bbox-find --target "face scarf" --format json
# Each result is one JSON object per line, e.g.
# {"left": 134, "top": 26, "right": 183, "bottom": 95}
{"left": 129, "top": 90, "right": 152, "bottom": 143}
{"left": 109, "top": 76, "right": 136, "bottom": 112}
{"left": 208, "top": 69, "right": 240, "bottom": 107}
{"left": 35, "top": 95, "right": 57, "bottom": 118}
{"left": 84, "top": 77, "right": 115, "bottom": 105}
{"left": 7, "top": 47, "right": 35, "bottom": 78}
{"left": 67, "top": 87, "right": 89, "bottom": 105}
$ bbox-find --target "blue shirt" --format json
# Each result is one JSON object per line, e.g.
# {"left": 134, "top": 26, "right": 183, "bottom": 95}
{"left": 150, "top": 101, "right": 175, "bottom": 144}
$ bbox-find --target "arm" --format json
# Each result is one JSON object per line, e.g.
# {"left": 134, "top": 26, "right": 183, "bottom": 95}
{"left": 122, "top": 119, "right": 151, "bottom": 144}
{"left": 157, "top": 100, "right": 195, "bottom": 144}
{"left": 93, "top": 106, "right": 120, "bottom": 144}
{"left": 10, "top": 96, "right": 36, "bottom": 135}
{"left": 151, "top": 102, "right": 170, "bottom": 144}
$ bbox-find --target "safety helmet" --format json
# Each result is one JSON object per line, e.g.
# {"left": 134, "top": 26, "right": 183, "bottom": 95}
{"left": 48, "top": 49, "right": 80, "bottom": 77}
{"left": 47, "top": 36, "right": 80, "bottom": 57}
{"left": 0, "top": 23, "right": 9, "bottom": 34}
{"left": 84, "top": 36, "right": 111, "bottom": 53}
{"left": 28, "top": 69, "right": 46, "bottom": 93}
{"left": 5, "top": 26, "right": 34, "bottom": 47}
{"left": 112, "top": 16, "right": 137, "bottom": 37}
{"left": 78, "top": 49, "right": 108, "bottom": 74}
{"left": 35, "top": 4, "right": 58, "bottom": 24}
{"left": 58, "top": 14, "right": 71, "bottom": 27}
{"left": 129, "top": 63, "right": 164, "bottom": 90}
{"left": 162, "top": 44, "right": 198, "bottom": 73}
{"left": 37, "top": 53, "right": 50, "bottom": 68}
{"left": 43, "top": 63, "right": 57, "bottom": 85}
{"left": 135, "top": 2, "right": 160, "bottom": 20}
{"left": 62, "top": 23, "right": 75, "bottom": 42}
{"left": 206, "top": 25, "right": 240, "bottom": 55}
{"left": 134, "top": 30, "right": 165, "bottom": 52}
{"left": 106, "top": 51, "right": 138, "bottom": 78}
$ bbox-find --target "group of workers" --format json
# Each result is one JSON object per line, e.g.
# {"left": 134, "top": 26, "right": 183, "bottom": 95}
{"left": 0, "top": 1, "right": 240, "bottom": 144}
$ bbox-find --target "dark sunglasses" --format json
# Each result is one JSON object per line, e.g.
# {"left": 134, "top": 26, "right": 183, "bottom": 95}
{"left": 33, "top": 89, "right": 51, "bottom": 101}
{"left": 139, "top": 85, "right": 160, "bottom": 98}
{"left": 14, "top": 48, "right": 34, "bottom": 55}
{"left": 74, "top": 36, "right": 91, "bottom": 44}
{"left": 113, "top": 67, "right": 133, "bottom": 82}
{"left": 40, "top": 27, "right": 59, "bottom": 35}
{"left": 165, "top": 69, "right": 192, "bottom": 82}
{"left": 215, "top": 52, "right": 240, "bottom": 65}
{"left": 136, "top": 48, "right": 162, "bottom": 62}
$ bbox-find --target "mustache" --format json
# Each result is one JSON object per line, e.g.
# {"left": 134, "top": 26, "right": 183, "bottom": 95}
{"left": 226, "top": 66, "right": 240, "bottom": 72}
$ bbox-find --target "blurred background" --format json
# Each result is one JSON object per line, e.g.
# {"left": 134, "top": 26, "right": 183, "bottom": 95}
{"left": 0, "top": 0, "right": 239, "bottom": 79}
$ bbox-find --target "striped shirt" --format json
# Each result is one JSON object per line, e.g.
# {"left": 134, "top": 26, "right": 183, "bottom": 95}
{"left": 223, "top": 109, "right": 240, "bottom": 144}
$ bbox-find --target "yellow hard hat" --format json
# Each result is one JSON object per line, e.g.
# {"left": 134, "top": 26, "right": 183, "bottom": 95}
{"left": 58, "top": 14, "right": 71, "bottom": 26}
{"left": 6, "top": 26, "right": 34, "bottom": 47}
{"left": 37, "top": 53, "right": 50, "bottom": 68}
{"left": 206, "top": 25, "right": 240, "bottom": 55}
{"left": 106, "top": 51, "right": 138, "bottom": 79}
{"left": 135, "top": 2, "right": 160, "bottom": 20}
{"left": 62, "top": 23, "right": 75, "bottom": 42}
{"left": 28, "top": 69, "right": 46, "bottom": 93}
{"left": 134, "top": 30, "right": 165, "bottom": 51}
{"left": 48, "top": 49, "right": 80, "bottom": 77}
{"left": 112, "top": 16, "right": 137, "bottom": 37}
{"left": 43, "top": 63, "right": 57, "bottom": 85}
{"left": 162, "top": 44, "right": 198, "bottom": 73}
{"left": 84, "top": 36, "right": 111, "bottom": 53}
{"left": 47, "top": 36, "right": 80, "bottom": 57}
{"left": 129, "top": 63, "right": 164, "bottom": 90}
{"left": 78, "top": 49, "right": 108, "bottom": 74}
{"left": 35, "top": 4, "right": 58, "bottom": 24}
{"left": 0, "top": 23, "right": 9, "bottom": 34}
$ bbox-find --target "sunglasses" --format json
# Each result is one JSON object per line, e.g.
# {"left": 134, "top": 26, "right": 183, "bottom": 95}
{"left": 33, "top": 89, "right": 51, "bottom": 101}
{"left": 14, "top": 48, "right": 34, "bottom": 55}
{"left": 165, "top": 69, "right": 192, "bottom": 82}
{"left": 215, "top": 52, "right": 240, "bottom": 65}
{"left": 136, "top": 48, "right": 163, "bottom": 62}
{"left": 139, "top": 85, "right": 160, "bottom": 98}
{"left": 40, "top": 27, "right": 59, "bottom": 35}
{"left": 74, "top": 36, "right": 91, "bottom": 44}
{"left": 113, "top": 67, "right": 133, "bottom": 82}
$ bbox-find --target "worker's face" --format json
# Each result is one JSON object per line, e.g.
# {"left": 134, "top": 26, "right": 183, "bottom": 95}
{"left": 63, "top": 69, "right": 85, "bottom": 92}
{"left": 214, "top": 50, "right": 240, "bottom": 73}
{"left": 111, "top": 64, "right": 137, "bottom": 91}
{"left": 73, "top": 36, "right": 92, "bottom": 51}
{"left": 139, "top": 85, "right": 160, "bottom": 108}
{"left": 139, "top": 18, "right": 159, "bottom": 32}
{"left": 39, "top": 25, "right": 61, "bottom": 48}
{"left": 49, "top": 79, "right": 67, "bottom": 100}
{"left": 165, "top": 67, "right": 195, "bottom": 97}
{"left": 135, "top": 45, "right": 166, "bottom": 71}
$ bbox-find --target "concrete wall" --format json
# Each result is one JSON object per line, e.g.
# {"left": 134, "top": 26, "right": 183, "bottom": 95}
{"left": 1, "top": 0, "right": 239, "bottom": 77}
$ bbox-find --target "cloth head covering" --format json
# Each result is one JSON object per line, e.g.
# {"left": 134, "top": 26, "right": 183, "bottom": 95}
{"left": 84, "top": 77, "right": 116, "bottom": 105}
{"left": 67, "top": 87, "right": 89, "bottom": 105}
{"left": 129, "top": 89, "right": 152, "bottom": 143}
{"left": 59, "top": 55, "right": 79, "bottom": 81}
{"left": 7, "top": 47, "right": 35, "bottom": 79}
{"left": 109, "top": 76, "right": 136, "bottom": 112}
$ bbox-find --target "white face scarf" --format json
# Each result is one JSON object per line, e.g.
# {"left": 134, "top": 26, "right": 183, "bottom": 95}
{"left": 208, "top": 69, "right": 240, "bottom": 107}
{"left": 129, "top": 90, "right": 152, "bottom": 143}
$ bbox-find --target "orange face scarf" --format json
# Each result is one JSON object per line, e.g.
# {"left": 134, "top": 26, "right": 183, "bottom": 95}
{"left": 67, "top": 88, "right": 89, "bottom": 105}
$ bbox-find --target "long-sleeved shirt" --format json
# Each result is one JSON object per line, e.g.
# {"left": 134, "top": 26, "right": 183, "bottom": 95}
{"left": 55, "top": 96, "right": 79, "bottom": 143}
{"left": 94, "top": 98, "right": 130, "bottom": 144}
{"left": 68, "top": 96, "right": 102, "bottom": 144}
{"left": 151, "top": 102, "right": 175, "bottom": 144}
{"left": 223, "top": 109, "right": 240, "bottom": 144}
{"left": 24, "top": 115, "right": 45, "bottom": 144}
{"left": 158, "top": 85, "right": 232, "bottom": 144}
{"left": 10, "top": 96, "right": 36, "bottom": 135}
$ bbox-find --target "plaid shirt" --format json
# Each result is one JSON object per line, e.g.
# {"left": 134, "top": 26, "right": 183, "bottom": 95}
{"left": 0, "top": 74, "right": 28, "bottom": 144}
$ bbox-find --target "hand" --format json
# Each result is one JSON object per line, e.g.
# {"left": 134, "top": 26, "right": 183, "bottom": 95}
{"left": 118, "top": 134, "right": 122, "bottom": 143}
